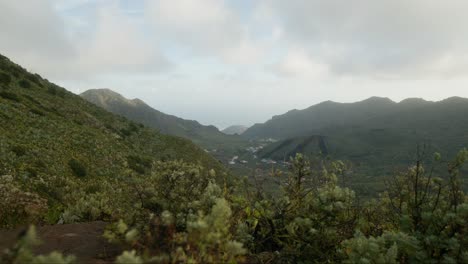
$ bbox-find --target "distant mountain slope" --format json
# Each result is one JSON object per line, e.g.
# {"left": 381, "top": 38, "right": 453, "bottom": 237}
{"left": 243, "top": 97, "right": 468, "bottom": 140}
{"left": 81, "top": 89, "right": 248, "bottom": 156}
{"left": 244, "top": 97, "right": 401, "bottom": 139}
{"left": 251, "top": 97, "right": 468, "bottom": 195}
{"left": 0, "top": 54, "right": 224, "bottom": 209}
{"left": 222, "top": 125, "right": 248, "bottom": 135}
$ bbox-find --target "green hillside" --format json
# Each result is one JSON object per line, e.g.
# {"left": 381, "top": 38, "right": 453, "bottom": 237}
{"left": 252, "top": 97, "right": 468, "bottom": 194}
{"left": 0, "top": 54, "right": 225, "bottom": 226}
{"left": 81, "top": 89, "right": 249, "bottom": 160}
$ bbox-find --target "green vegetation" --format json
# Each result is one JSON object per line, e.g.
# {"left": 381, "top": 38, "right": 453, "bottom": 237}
{"left": 246, "top": 97, "right": 468, "bottom": 195}
{"left": 4, "top": 151, "right": 465, "bottom": 263}
{"left": 0, "top": 54, "right": 467, "bottom": 263}
{"left": 0, "top": 53, "right": 225, "bottom": 227}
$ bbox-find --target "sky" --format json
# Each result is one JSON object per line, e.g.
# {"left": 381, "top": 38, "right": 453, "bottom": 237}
{"left": 1, "top": 0, "right": 468, "bottom": 129}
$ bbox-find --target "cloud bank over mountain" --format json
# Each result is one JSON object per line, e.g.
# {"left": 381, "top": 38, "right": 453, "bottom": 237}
{"left": 1, "top": 0, "right": 468, "bottom": 127}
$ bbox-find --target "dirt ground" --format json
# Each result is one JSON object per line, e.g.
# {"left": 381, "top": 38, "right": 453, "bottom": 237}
{"left": 0, "top": 221, "right": 121, "bottom": 263}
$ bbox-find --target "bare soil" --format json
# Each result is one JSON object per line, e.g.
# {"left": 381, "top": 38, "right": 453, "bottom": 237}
{"left": 0, "top": 221, "right": 121, "bottom": 263}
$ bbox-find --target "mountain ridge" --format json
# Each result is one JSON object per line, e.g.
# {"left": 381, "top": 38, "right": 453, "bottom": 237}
{"left": 243, "top": 96, "right": 468, "bottom": 140}
{"left": 81, "top": 88, "right": 249, "bottom": 160}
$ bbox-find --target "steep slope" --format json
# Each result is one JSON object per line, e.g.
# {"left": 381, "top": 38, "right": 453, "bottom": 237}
{"left": 222, "top": 125, "right": 248, "bottom": 135}
{"left": 0, "top": 54, "right": 225, "bottom": 224}
{"left": 81, "top": 89, "right": 248, "bottom": 158}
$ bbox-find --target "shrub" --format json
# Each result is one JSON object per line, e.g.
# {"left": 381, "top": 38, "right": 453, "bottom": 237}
{"left": 68, "top": 159, "right": 87, "bottom": 177}
{"left": 127, "top": 155, "right": 152, "bottom": 174}
{"left": 47, "top": 86, "right": 57, "bottom": 95}
{"left": 26, "top": 73, "right": 43, "bottom": 87}
{"left": 30, "top": 108, "right": 45, "bottom": 116}
{"left": 0, "top": 72, "right": 11, "bottom": 86}
{"left": 47, "top": 85, "right": 66, "bottom": 97}
{"left": 0, "top": 91, "right": 20, "bottom": 102}
{"left": 18, "top": 79, "right": 31, "bottom": 89}
{"left": 0, "top": 177, "right": 48, "bottom": 228}
{"left": 11, "top": 145, "right": 27, "bottom": 156}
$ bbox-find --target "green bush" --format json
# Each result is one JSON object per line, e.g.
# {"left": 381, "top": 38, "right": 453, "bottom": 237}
{"left": 0, "top": 91, "right": 20, "bottom": 102}
{"left": 30, "top": 108, "right": 45, "bottom": 116}
{"left": 0, "top": 72, "right": 11, "bottom": 86}
{"left": 68, "top": 158, "right": 87, "bottom": 177}
{"left": 18, "top": 79, "right": 31, "bottom": 89}
{"left": 127, "top": 155, "right": 152, "bottom": 174}
{"left": 11, "top": 145, "right": 27, "bottom": 156}
{"left": 26, "top": 73, "right": 43, "bottom": 87}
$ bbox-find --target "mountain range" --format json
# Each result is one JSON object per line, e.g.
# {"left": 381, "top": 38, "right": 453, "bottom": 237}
{"left": 244, "top": 96, "right": 468, "bottom": 194}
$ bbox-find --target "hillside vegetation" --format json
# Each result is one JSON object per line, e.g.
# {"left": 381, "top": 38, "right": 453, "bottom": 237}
{"left": 0, "top": 54, "right": 225, "bottom": 227}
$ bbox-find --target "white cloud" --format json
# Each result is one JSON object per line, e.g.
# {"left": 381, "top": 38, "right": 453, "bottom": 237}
{"left": 0, "top": 0, "right": 170, "bottom": 80}
{"left": 145, "top": 0, "right": 264, "bottom": 65}
{"left": 2, "top": 0, "right": 468, "bottom": 127}
{"left": 271, "top": 48, "right": 329, "bottom": 79}
{"left": 0, "top": 0, "right": 75, "bottom": 70}
{"left": 264, "top": 0, "right": 468, "bottom": 78}
{"left": 74, "top": 4, "right": 170, "bottom": 76}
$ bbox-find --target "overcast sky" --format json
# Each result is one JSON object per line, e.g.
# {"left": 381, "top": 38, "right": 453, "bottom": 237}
{"left": 1, "top": 0, "right": 468, "bottom": 128}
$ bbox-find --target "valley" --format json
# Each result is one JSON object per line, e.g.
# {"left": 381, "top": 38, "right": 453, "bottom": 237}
{"left": 1, "top": 53, "right": 467, "bottom": 263}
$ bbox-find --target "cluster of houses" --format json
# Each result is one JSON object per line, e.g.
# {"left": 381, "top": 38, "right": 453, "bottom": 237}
{"left": 246, "top": 146, "right": 263, "bottom": 153}
{"left": 227, "top": 139, "right": 281, "bottom": 166}
{"left": 228, "top": 156, "right": 248, "bottom": 165}
{"left": 261, "top": 158, "right": 277, "bottom": 164}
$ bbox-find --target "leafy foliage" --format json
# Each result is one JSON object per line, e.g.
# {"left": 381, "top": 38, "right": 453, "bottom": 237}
{"left": 0, "top": 54, "right": 467, "bottom": 263}
{"left": 0, "top": 54, "right": 225, "bottom": 228}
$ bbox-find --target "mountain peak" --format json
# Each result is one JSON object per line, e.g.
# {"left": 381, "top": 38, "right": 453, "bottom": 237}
{"left": 81, "top": 89, "right": 146, "bottom": 108}
{"left": 441, "top": 96, "right": 468, "bottom": 103}
{"left": 360, "top": 96, "right": 395, "bottom": 104}
{"left": 222, "top": 125, "right": 248, "bottom": 135}
{"left": 82, "top": 88, "right": 123, "bottom": 98}
{"left": 398, "top": 97, "right": 429, "bottom": 105}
